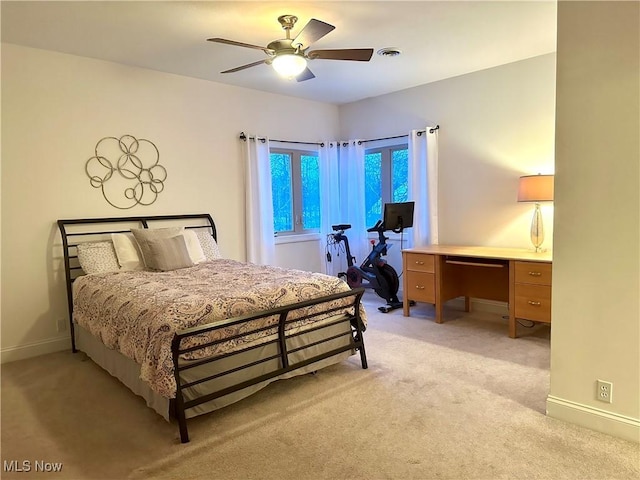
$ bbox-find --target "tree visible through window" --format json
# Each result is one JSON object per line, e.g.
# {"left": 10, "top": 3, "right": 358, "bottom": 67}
{"left": 270, "top": 152, "right": 293, "bottom": 232}
{"left": 364, "top": 145, "right": 409, "bottom": 227}
{"left": 270, "top": 149, "right": 320, "bottom": 234}
{"left": 300, "top": 154, "right": 320, "bottom": 230}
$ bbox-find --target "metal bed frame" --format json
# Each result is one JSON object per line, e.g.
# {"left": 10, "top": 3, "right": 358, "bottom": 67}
{"left": 57, "top": 213, "right": 367, "bottom": 443}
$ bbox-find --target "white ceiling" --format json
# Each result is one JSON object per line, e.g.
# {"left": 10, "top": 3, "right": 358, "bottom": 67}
{"left": 1, "top": 1, "right": 557, "bottom": 105}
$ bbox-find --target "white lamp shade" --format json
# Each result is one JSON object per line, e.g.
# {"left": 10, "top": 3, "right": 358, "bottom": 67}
{"left": 518, "top": 174, "right": 554, "bottom": 202}
{"left": 272, "top": 54, "right": 307, "bottom": 78}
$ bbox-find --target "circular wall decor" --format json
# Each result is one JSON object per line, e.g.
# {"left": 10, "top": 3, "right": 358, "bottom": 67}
{"left": 85, "top": 135, "right": 167, "bottom": 209}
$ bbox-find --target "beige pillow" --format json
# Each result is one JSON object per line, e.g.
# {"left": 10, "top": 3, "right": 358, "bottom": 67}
{"left": 145, "top": 235, "right": 194, "bottom": 271}
{"left": 131, "top": 227, "right": 184, "bottom": 268}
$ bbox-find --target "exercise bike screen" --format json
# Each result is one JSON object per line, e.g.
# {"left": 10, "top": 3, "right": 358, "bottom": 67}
{"left": 383, "top": 202, "right": 415, "bottom": 232}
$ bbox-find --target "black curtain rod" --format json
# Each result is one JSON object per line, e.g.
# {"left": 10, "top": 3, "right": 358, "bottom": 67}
{"left": 357, "top": 133, "right": 410, "bottom": 145}
{"left": 239, "top": 132, "right": 325, "bottom": 147}
{"left": 239, "top": 125, "right": 439, "bottom": 148}
{"left": 356, "top": 125, "right": 439, "bottom": 145}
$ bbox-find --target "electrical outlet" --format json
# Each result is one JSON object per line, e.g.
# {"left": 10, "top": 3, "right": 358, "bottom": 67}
{"left": 56, "top": 317, "right": 67, "bottom": 333}
{"left": 596, "top": 380, "right": 613, "bottom": 403}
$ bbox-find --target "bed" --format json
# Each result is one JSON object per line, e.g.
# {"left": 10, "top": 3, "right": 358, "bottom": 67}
{"left": 57, "top": 213, "right": 367, "bottom": 443}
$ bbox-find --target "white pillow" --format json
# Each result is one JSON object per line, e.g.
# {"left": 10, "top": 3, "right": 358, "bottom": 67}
{"left": 111, "top": 233, "right": 144, "bottom": 271}
{"left": 131, "top": 227, "right": 184, "bottom": 269}
{"left": 77, "top": 241, "right": 120, "bottom": 274}
{"left": 182, "top": 229, "right": 206, "bottom": 264}
{"left": 195, "top": 229, "right": 222, "bottom": 260}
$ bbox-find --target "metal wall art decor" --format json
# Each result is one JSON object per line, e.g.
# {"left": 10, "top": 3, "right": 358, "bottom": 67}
{"left": 85, "top": 135, "right": 167, "bottom": 209}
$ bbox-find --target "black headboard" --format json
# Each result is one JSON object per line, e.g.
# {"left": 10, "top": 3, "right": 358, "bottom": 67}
{"left": 57, "top": 213, "right": 217, "bottom": 351}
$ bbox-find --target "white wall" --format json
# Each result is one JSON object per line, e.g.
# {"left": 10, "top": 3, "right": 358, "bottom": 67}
{"left": 338, "top": 37, "right": 640, "bottom": 442}
{"left": 1, "top": 47, "right": 558, "bottom": 362}
{"left": 547, "top": 1, "right": 639, "bottom": 442}
{"left": 339, "top": 54, "right": 557, "bottom": 252}
{"left": 1, "top": 43, "right": 339, "bottom": 362}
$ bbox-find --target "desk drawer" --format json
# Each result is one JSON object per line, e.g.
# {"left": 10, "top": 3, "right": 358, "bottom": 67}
{"left": 515, "top": 261, "right": 552, "bottom": 286}
{"left": 515, "top": 284, "right": 551, "bottom": 323}
{"left": 405, "top": 253, "right": 435, "bottom": 273}
{"left": 405, "top": 271, "right": 435, "bottom": 303}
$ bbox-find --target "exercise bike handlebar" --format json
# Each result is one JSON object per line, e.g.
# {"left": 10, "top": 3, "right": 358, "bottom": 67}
{"left": 366, "top": 220, "right": 384, "bottom": 232}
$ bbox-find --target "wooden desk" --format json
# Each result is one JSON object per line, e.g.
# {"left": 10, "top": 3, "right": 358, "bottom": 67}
{"left": 402, "top": 246, "right": 552, "bottom": 338}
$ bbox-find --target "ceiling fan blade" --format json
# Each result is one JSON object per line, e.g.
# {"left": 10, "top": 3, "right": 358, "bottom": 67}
{"left": 308, "top": 48, "right": 374, "bottom": 61}
{"left": 207, "top": 38, "right": 274, "bottom": 54}
{"left": 292, "top": 19, "right": 335, "bottom": 48}
{"left": 221, "top": 59, "right": 268, "bottom": 74}
{"left": 296, "top": 67, "right": 316, "bottom": 82}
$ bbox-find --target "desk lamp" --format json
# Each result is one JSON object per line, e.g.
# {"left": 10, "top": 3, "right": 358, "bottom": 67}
{"left": 518, "top": 174, "right": 554, "bottom": 252}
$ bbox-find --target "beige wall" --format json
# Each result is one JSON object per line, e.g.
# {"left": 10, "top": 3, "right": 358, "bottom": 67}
{"left": 339, "top": 53, "right": 557, "bottom": 252}
{"left": 1, "top": 46, "right": 558, "bottom": 361}
{"left": 1, "top": 43, "right": 339, "bottom": 362}
{"left": 338, "top": 54, "right": 556, "bottom": 288}
{"left": 547, "top": 1, "right": 639, "bottom": 441}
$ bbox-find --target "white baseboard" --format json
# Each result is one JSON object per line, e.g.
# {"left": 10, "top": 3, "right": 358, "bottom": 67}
{"left": 547, "top": 395, "right": 640, "bottom": 443}
{"left": 1, "top": 336, "right": 70, "bottom": 364}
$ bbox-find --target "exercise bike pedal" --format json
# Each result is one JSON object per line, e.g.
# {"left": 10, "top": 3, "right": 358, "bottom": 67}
{"left": 375, "top": 300, "right": 404, "bottom": 313}
{"left": 377, "top": 300, "right": 415, "bottom": 314}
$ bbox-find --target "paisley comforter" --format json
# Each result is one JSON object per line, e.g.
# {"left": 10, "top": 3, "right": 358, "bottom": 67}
{"left": 73, "top": 259, "right": 365, "bottom": 398}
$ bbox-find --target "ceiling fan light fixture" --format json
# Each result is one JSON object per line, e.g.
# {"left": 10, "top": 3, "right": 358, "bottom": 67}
{"left": 272, "top": 54, "right": 307, "bottom": 78}
{"left": 209, "top": 15, "right": 374, "bottom": 82}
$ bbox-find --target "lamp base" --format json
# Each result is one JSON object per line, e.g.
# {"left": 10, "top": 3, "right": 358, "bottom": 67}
{"left": 530, "top": 203, "right": 544, "bottom": 252}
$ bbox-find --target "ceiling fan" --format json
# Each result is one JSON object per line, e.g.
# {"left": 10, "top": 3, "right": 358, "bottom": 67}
{"left": 207, "top": 15, "right": 374, "bottom": 81}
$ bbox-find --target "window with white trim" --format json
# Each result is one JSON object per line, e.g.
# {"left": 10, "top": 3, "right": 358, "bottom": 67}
{"left": 364, "top": 144, "right": 409, "bottom": 227}
{"left": 270, "top": 148, "right": 320, "bottom": 235}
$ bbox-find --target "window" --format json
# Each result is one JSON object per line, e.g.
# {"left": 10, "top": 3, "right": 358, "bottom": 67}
{"left": 364, "top": 145, "right": 409, "bottom": 227}
{"left": 270, "top": 148, "right": 320, "bottom": 234}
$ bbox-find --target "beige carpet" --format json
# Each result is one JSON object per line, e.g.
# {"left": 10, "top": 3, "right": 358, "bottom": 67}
{"left": 2, "top": 293, "right": 638, "bottom": 479}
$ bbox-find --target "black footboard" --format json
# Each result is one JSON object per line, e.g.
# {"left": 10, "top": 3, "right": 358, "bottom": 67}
{"left": 171, "top": 287, "right": 367, "bottom": 443}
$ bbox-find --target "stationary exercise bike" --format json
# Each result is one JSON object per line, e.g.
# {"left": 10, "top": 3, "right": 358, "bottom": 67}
{"left": 329, "top": 202, "right": 414, "bottom": 313}
{"left": 329, "top": 202, "right": 415, "bottom": 313}
{"left": 330, "top": 221, "right": 401, "bottom": 313}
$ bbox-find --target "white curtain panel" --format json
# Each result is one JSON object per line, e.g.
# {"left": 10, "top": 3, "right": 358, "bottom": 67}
{"left": 425, "top": 128, "right": 439, "bottom": 244}
{"left": 408, "top": 128, "right": 439, "bottom": 246}
{"left": 243, "top": 135, "right": 276, "bottom": 265}
{"left": 319, "top": 141, "right": 342, "bottom": 275}
{"left": 338, "top": 140, "right": 368, "bottom": 266}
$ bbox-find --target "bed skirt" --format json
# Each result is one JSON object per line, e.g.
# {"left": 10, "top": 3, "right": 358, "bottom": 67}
{"left": 75, "top": 318, "right": 355, "bottom": 421}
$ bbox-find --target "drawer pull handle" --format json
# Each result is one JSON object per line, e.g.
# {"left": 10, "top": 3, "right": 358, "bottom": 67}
{"left": 415, "top": 261, "right": 424, "bottom": 265}
{"left": 415, "top": 285, "right": 425, "bottom": 290}
{"left": 528, "top": 301, "right": 541, "bottom": 306}
{"left": 528, "top": 272, "right": 542, "bottom": 277}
